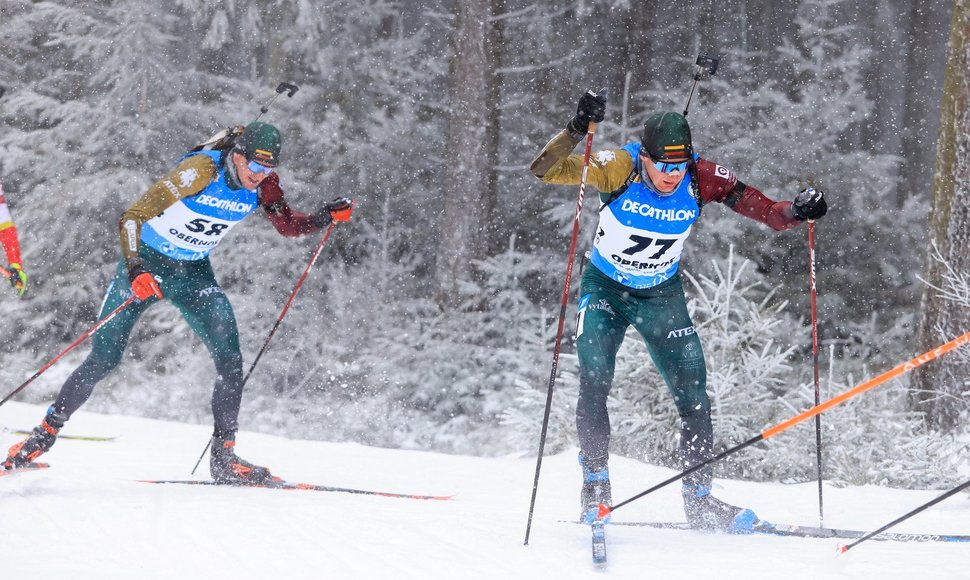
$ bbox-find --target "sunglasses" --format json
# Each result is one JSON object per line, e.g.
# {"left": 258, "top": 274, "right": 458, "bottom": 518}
{"left": 642, "top": 155, "right": 689, "bottom": 174}
{"left": 247, "top": 159, "right": 274, "bottom": 175}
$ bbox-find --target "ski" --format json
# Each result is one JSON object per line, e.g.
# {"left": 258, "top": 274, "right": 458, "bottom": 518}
{"left": 0, "top": 462, "right": 49, "bottom": 478}
{"left": 138, "top": 478, "right": 454, "bottom": 501}
{"left": 607, "top": 520, "right": 970, "bottom": 543}
{"left": 591, "top": 520, "right": 607, "bottom": 568}
{"left": 12, "top": 430, "right": 118, "bottom": 442}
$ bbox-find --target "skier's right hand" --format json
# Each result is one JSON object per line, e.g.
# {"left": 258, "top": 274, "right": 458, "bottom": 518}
{"left": 569, "top": 88, "right": 608, "bottom": 135}
{"left": 129, "top": 267, "right": 163, "bottom": 301}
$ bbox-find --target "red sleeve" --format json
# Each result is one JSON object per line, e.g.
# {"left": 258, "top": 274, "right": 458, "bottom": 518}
{"left": 695, "top": 158, "right": 801, "bottom": 232}
{"left": 0, "top": 191, "right": 23, "bottom": 265}
{"left": 0, "top": 227, "right": 21, "bottom": 265}
{"left": 258, "top": 172, "right": 322, "bottom": 238}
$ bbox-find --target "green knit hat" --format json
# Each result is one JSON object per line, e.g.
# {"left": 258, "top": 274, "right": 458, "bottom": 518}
{"left": 235, "top": 121, "right": 282, "bottom": 167}
{"left": 640, "top": 112, "right": 692, "bottom": 161}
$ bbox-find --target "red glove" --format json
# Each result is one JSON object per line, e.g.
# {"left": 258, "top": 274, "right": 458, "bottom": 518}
{"left": 313, "top": 197, "right": 354, "bottom": 227}
{"left": 327, "top": 197, "right": 354, "bottom": 223}
{"left": 130, "top": 270, "right": 163, "bottom": 301}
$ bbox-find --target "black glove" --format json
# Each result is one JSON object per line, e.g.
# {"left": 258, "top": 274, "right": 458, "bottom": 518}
{"left": 568, "top": 88, "right": 608, "bottom": 136}
{"left": 792, "top": 187, "right": 827, "bottom": 220}
{"left": 313, "top": 197, "right": 354, "bottom": 227}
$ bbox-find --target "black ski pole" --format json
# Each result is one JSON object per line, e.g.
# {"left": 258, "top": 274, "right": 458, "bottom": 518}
{"left": 0, "top": 296, "right": 137, "bottom": 408}
{"left": 190, "top": 221, "right": 341, "bottom": 475}
{"left": 838, "top": 478, "right": 970, "bottom": 553}
{"left": 808, "top": 219, "right": 825, "bottom": 526}
{"left": 682, "top": 53, "right": 720, "bottom": 117}
{"left": 523, "top": 93, "right": 600, "bottom": 546}
{"left": 253, "top": 82, "right": 299, "bottom": 123}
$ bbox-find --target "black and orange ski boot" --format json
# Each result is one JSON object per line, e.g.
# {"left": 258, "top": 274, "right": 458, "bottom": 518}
{"left": 209, "top": 433, "right": 276, "bottom": 485}
{"left": 4, "top": 412, "right": 65, "bottom": 469}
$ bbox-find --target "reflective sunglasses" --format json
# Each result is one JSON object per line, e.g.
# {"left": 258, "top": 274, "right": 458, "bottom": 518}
{"left": 247, "top": 159, "right": 274, "bottom": 175}
{"left": 642, "top": 154, "right": 689, "bottom": 174}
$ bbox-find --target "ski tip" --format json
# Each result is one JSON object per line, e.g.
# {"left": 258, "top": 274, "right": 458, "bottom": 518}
{"left": 596, "top": 503, "right": 612, "bottom": 520}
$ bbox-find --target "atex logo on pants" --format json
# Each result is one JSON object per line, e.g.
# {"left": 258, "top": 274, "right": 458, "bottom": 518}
{"left": 667, "top": 326, "right": 696, "bottom": 339}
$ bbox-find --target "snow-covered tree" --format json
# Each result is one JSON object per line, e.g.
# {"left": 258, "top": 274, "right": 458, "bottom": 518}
{"left": 911, "top": 0, "right": 970, "bottom": 434}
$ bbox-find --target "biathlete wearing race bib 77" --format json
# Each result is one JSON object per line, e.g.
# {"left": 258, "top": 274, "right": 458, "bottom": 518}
{"left": 591, "top": 142, "right": 698, "bottom": 289}
{"left": 530, "top": 103, "right": 823, "bottom": 532}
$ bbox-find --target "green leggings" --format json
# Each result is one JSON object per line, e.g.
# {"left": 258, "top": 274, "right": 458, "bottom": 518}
{"left": 51, "top": 246, "right": 244, "bottom": 436}
{"left": 576, "top": 265, "right": 714, "bottom": 487}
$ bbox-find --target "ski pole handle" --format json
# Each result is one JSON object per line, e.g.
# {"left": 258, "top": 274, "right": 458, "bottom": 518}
{"left": 276, "top": 82, "right": 299, "bottom": 98}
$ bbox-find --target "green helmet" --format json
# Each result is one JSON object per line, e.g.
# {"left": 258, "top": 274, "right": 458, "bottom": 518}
{"left": 235, "top": 121, "right": 282, "bottom": 167}
{"left": 640, "top": 112, "right": 692, "bottom": 161}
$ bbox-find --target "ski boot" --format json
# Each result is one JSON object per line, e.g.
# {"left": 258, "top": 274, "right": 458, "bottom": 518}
{"left": 4, "top": 413, "right": 65, "bottom": 469}
{"left": 579, "top": 453, "right": 612, "bottom": 524}
{"left": 209, "top": 433, "right": 276, "bottom": 485}
{"left": 682, "top": 484, "right": 759, "bottom": 534}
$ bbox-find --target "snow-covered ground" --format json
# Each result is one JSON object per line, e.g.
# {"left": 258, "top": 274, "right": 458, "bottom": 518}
{"left": 1, "top": 401, "right": 967, "bottom": 579}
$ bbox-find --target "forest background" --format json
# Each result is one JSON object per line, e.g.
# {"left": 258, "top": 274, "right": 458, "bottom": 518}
{"left": 0, "top": 0, "right": 967, "bottom": 489}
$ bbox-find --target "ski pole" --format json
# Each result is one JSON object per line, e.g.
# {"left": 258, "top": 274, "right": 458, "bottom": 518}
{"left": 597, "top": 329, "right": 970, "bottom": 519}
{"left": 253, "top": 82, "right": 299, "bottom": 124}
{"left": 191, "top": 221, "right": 339, "bottom": 475}
{"left": 808, "top": 219, "right": 824, "bottom": 526}
{"left": 838, "top": 478, "right": 970, "bottom": 553}
{"left": 0, "top": 295, "right": 137, "bottom": 408}
{"left": 523, "top": 105, "right": 599, "bottom": 546}
{"left": 682, "top": 53, "right": 720, "bottom": 117}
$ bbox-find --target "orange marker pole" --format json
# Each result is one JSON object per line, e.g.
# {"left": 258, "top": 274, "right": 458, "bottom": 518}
{"left": 599, "top": 329, "right": 970, "bottom": 518}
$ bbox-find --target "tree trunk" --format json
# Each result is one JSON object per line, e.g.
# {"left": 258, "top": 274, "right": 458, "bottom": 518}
{"left": 899, "top": 1, "right": 954, "bottom": 207}
{"left": 434, "top": 0, "right": 491, "bottom": 308}
{"left": 910, "top": 0, "right": 970, "bottom": 433}
{"left": 481, "top": 0, "right": 505, "bottom": 256}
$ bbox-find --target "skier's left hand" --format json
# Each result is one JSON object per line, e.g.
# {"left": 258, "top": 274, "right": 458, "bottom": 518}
{"left": 314, "top": 197, "right": 354, "bottom": 227}
{"left": 792, "top": 187, "right": 827, "bottom": 220}
{"left": 6, "top": 263, "right": 26, "bottom": 297}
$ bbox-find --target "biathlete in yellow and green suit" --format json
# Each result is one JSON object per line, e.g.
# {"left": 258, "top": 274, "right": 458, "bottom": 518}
{"left": 530, "top": 90, "right": 828, "bottom": 532}
{"left": 5, "top": 122, "right": 353, "bottom": 483}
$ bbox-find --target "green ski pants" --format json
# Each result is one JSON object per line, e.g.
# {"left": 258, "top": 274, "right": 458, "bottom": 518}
{"left": 51, "top": 246, "right": 244, "bottom": 436}
{"left": 575, "top": 265, "right": 714, "bottom": 487}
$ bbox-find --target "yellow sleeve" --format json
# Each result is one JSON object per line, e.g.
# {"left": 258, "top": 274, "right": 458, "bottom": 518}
{"left": 119, "top": 155, "right": 218, "bottom": 269}
{"left": 529, "top": 129, "right": 636, "bottom": 194}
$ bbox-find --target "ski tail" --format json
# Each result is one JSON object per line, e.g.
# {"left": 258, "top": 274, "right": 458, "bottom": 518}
{"left": 0, "top": 462, "right": 49, "bottom": 478}
{"left": 591, "top": 521, "right": 607, "bottom": 567}
{"left": 12, "top": 430, "right": 117, "bottom": 442}
{"left": 137, "top": 478, "right": 454, "bottom": 501}
{"left": 602, "top": 520, "right": 970, "bottom": 543}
